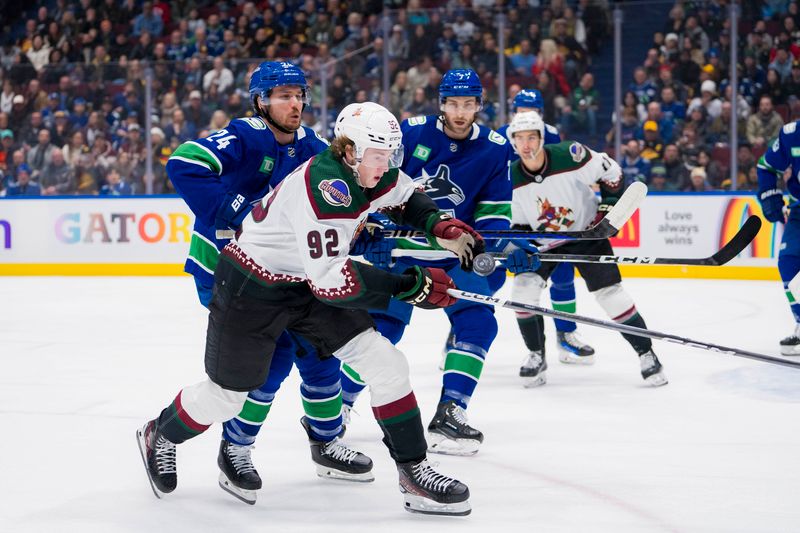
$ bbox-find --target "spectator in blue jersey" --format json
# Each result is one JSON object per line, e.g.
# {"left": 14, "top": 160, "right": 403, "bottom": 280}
{"left": 658, "top": 86, "right": 686, "bottom": 125}
{"left": 621, "top": 139, "right": 651, "bottom": 185}
{"left": 5, "top": 164, "right": 40, "bottom": 196}
{"left": 132, "top": 1, "right": 164, "bottom": 37}
{"left": 99, "top": 167, "right": 132, "bottom": 196}
{"left": 629, "top": 67, "right": 657, "bottom": 105}
{"left": 510, "top": 39, "right": 537, "bottom": 76}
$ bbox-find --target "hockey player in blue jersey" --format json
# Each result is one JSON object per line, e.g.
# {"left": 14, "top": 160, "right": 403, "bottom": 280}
{"left": 340, "top": 69, "right": 512, "bottom": 455}
{"left": 165, "top": 61, "right": 372, "bottom": 504}
{"left": 498, "top": 89, "right": 596, "bottom": 363}
{"left": 757, "top": 120, "right": 800, "bottom": 355}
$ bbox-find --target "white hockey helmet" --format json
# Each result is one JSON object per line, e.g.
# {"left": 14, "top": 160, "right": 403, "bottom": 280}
{"left": 334, "top": 102, "right": 404, "bottom": 168}
{"left": 506, "top": 110, "right": 545, "bottom": 154}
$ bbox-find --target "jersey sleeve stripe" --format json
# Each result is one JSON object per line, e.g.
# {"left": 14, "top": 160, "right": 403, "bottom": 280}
{"left": 169, "top": 155, "right": 213, "bottom": 172}
{"left": 474, "top": 201, "right": 512, "bottom": 222}
{"left": 757, "top": 155, "right": 785, "bottom": 175}
{"left": 172, "top": 141, "right": 223, "bottom": 175}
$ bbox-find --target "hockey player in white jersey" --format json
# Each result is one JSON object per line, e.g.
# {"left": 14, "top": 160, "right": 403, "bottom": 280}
{"left": 137, "top": 102, "right": 483, "bottom": 515}
{"left": 504, "top": 111, "right": 668, "bottom": 387}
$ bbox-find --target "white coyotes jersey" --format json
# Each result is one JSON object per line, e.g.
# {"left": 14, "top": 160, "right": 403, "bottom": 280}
{"left": 511, "top": 142, "right": 622, "bottom": 233}
{"left": 235, "top": 152, "right": 418, "bottom": 297}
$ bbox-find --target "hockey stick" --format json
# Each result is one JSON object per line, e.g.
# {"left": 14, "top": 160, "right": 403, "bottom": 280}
{"left": 381, "top": 181, "right": 647, "bottom": 241}
{"left": 447, "top": 289, "right": 800, "bottom": 370}
{"left": 469, "top": 215, "right": 763, "bottom": 275}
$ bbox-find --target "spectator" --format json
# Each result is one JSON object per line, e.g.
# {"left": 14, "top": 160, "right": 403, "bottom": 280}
{"left": 606, "top": 106, "right": 639, "bottom": 147}
{"left": 561, "top": 72, "right": 598, "bottom": 138}
{"left": 510, "top": 39, "right": 537, "bottom": 76}
{"left": 40, "top": 148, "right": 76, "bottom": 195}
{"left": 785, "top": 60, "right": 800, "bottom": 96}
{"left": 208, "top": 110, "right": 229, "bottom": 133}
{"left": 659, "top": 86, "right": 686, "bottom": 126}
{"left": 533, "top": 39, "right": 570, "bottom": 96}
{"left": 19, "top": 112, "right": 44, "bottom": 148}
{"left": 435, "top": 24, "right": 458, "bottom": 63}
{"left": 621, "top": 139, "right": 651, "bottom": 185}
{"left": 5, "top": 164, "right": 41, "bottom": 196}
{"left": 629, "top": 67, "right": 657, "bottom": 106}
{"left": 133, "top": 1, "right": 164, "bottom": 37}
{"left": 648, "top": 163, "right": 679, "bottom": 191}
{"left": 404, "top": 87, "right": 436, "bottom": 117}
{"left": 183, "top": 90, "right": 211, "bottom": 133}
{"left": 390, "top": 71, "right": 413, "bottom": 114}
{"left": 0, "top": 80, "right": 15, "bottom": 114}
{"left": 708, "top": 101, "right": 747, "bottom": 145}
{"left": 27, "top": 128, "right": 54, "bottom": 180}
{"left": 26, "top": 35, "right": 51, "bottom": 72}
{"left": 697, "top": 149, "right": 724, "bottom": 188}
{"left": 51, "top": 110, "right": 72, "bottom": 146}
{"left": 688, "top": 80, "right": 722, "bottom": 120}
{"left": 452, "top": 11, "right": 476, "bottom": 43}
{"left": 164, "top": 108, "right": 194, "bottom": 144}
{"left": 100, "top": 167, "right": 132, "bottom": 196}
{"left": 769, "top": 46, "right": 794, "bottom": 82}
{"left": 759, "top": 68, "right": 788, "bottom": 105}
{"left": 0, "top": 129, "right": 16, "bottom": 174}
{"left": 684, "top": 106, "right": 710, "bottom": 144}
{"left": 203, "top": 56, "right": 234, "bottom": 95}
{"left": 389, "top": 25, "right": 410, "bottom": 61}
{"left": 662, "top": 143, "right": 689, "bottom": 189}
{"left": 640, "top": 121, "right": 665, "bottom": 161}
{"left": 747, "top": 95, "right": 784, "bottom": 149}
{"left": 683, "top": 166, "right": 713, "bottom": 192}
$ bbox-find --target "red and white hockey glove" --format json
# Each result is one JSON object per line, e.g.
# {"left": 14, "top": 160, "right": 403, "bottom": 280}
{"left": 396, "top": 266, "right": 457, "bottom": 309}
{"left": 428, "top": 213, "right": 485, "bottom": 270}
{"left": 592, "top": 203, "right": 614, "bottom": 226}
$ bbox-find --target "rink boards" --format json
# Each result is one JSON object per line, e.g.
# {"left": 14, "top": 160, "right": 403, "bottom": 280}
{"left": 0, "top": 193, "right": 783, "bottom": 279}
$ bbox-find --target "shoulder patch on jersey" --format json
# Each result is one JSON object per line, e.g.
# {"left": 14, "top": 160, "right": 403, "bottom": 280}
{"left": 545, "top": 124, "right": 559, "bottom": 134}
{"left": 318, "top": 178, "right": 352, "bottom": 207}
{"left": 314, "top": 131, "right": 330, "bottom": 145}
{"left": 569, "top": 142, "right": 585, "bottom": 162}
{"left": 784, "top": 122, "right": 797, "bottom": 134}
{"left": 488, "top": 130, "right": 507, "bottom": 145}
{"left": 791, "top": 147, "right": 800, "bottom": 157}
{"left": 773, "top": 137, "right": 781, "bottom": 152}
{"left": 241, "top": 117, "right": 267, "bottom": 130}
{"left": 407, "top": 116, "right": 427, "bottom": 126}
{"left": 412, "top": 144, "right": 431, "bottom": 161}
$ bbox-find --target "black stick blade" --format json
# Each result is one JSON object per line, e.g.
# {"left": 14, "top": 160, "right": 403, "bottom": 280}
{"left": 711, "top": 215, "right": 763, "bottom": 266}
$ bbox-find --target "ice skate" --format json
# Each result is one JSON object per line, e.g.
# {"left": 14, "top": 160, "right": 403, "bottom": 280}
{"left": 427, "top": 400, "right": 483, "bottom": 456}
{"left": 397, "top": 458, "right": 471, "bottom": 516}
{"left": 301, "top": 417, "right": 374, "bottom": 482}
{"left": 557, "top": 331, "right": 596, "bottom": 365}
{"left": 779, "top": 324, "right": 800, "bottom": 355}
{"left": 217, "top": 439, "right": 262, "bottom": 505}
{"left": 639, "top": 350, "right": 668, "bottom": 387}
{"left": 136, "top": 419, "right": 177, "bottom": 498}
{"left": 520, "top": 350, "right": 547, "bottom": 387}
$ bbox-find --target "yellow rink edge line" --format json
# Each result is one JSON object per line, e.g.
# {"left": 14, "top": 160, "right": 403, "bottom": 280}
{"left": 0, "top": 263, "right": 782, "bottom": 280}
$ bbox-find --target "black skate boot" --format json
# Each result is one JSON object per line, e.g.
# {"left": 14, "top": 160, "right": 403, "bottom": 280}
{"left": 639, "top": 350, "right": 668, "bottom": 387}
{"left": 520, "top": 350, "right": 548, "bottom": 387}
{"left": 218, "top": 439, "right": 262, "bottom": 505}
{"left": 780, "top": 324, "right": 800, "bottom": 355}
{"left": 427, "top": 400, "right": 484, "bottom": 456}
{"left": 397, "top": 458, "right": 471, "bottom": 516}
{"left": 557, "top": 331, "right": 596, "bottom": 365}
{"left": 136, "top": 419, "right": 177, "bottom": 498}
{"left": 300, "top": 417, "right": 374, "bottom": 482}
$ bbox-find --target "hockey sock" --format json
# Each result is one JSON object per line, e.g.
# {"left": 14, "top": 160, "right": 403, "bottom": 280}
{"left": 222, "top": 389, "right": 274, "bottom": 446}
{"left": 372, "top": 391, "right": 427, "bottom": 463}
{"left": 550, "top": 262, "right": 577, "bottom": 333}
{"left": 517, "top": 314, "right": 546, "bottom": 353}
{"left": 615, "top": 309, "right": 652, "bottom": 355}
{"left": 158, "top": 391, "right": 211, "bottom": 444}
{"left": 778, "top": 254, "right": 800, "bottom": 322}
{"left": 441, "top": 341, "right": 488, "bottom": 409}
{"left": 300, "top": 379, "right": 344, "bottom": 441}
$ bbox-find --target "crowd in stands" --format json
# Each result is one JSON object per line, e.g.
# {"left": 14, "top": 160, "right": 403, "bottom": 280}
{"left": 0, "top": 0, "right": 797, "bottom": 196}
{"left": 611, "top": 0, "right": 800, "bottom": 192}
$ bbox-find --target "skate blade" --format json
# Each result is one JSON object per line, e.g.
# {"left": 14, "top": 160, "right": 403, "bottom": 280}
{"left": 218, "top": 472, "right": 257, "bottom": 505}
{"left": 402, "top": 491, "right": 471, "bottom": 516}
{"left": 136, "top": 428, "right": 169, "bottom": 500}
{"left": 315, "top": 464, "right": 375, "bottom": 482}
{"left": 558, "top": 350, "right": 595, "bottom": 365}
{"left": 521, "top": 371, "right": 547, "bottom": 388}
{"left": 426, "top": 431, "right": 480, "bottom": 456}
{"left": 644, "top": 371, "right": 669, "bottom": 387}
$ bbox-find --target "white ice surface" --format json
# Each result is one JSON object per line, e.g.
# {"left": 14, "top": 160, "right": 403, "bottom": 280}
{"left": 1, "top": 276, "right": 798, "bottom": 533}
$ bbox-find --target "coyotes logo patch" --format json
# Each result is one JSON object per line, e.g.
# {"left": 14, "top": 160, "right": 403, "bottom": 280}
{"left": 535, "top": 198, "right": 574, "bottom": 231}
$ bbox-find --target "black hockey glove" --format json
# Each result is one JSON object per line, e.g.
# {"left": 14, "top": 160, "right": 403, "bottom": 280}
{"left": 395, "top": 266, "right": 457, "bottom": 309}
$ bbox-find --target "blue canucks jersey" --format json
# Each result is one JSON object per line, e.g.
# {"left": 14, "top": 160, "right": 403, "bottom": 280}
{"left": 497, "top": 120, "right": 561, "bottom": 162}
{"left": 167, "top": 116, "right": 329, "bottom": 284}
{"left": 757, "top": 120, "right": 800, "bottom": 201}
{"left": 401, "top": 115, "right": 513, "bottom": 244}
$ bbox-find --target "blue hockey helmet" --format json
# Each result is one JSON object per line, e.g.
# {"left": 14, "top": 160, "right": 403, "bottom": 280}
{"left": 439, "top": 69, "right": 483, "bottom": 104}
{"left": 512, "top": 89, "right": 544, "bottom": 112}
{"left": 249, "top": 61, "right": 309, "bottom": 104}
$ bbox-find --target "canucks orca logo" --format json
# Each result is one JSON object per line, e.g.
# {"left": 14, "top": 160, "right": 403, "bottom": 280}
{"left": 318, "top": 179, "right": 352, "bottom": 207}
{"left": 415, "top": 165, "right": 465, "bottom": 205}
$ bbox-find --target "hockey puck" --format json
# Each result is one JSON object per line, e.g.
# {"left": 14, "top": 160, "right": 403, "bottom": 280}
{"left": 473, "top": 253, "right": 497, "bottom": 277}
